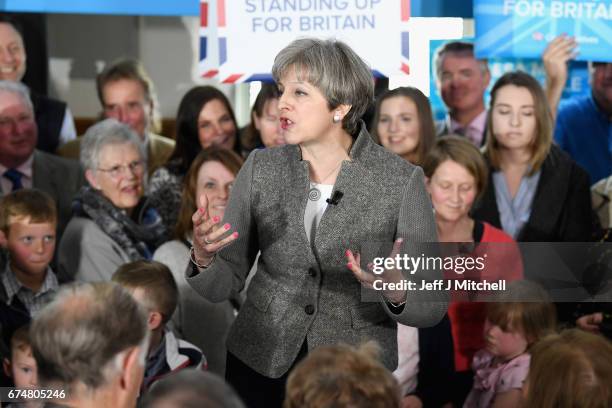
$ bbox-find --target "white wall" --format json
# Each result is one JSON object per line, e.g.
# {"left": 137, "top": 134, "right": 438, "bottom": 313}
{"left": 46, "top": 14, "right": 250, "bottom": 126}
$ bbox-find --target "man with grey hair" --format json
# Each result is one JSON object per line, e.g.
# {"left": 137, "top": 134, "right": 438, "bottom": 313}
{"left": 0, "top": 80, "right": 83, "bottom": 240}
{"left": 30, "top": 281, "right": 148, "bottom": 408}
{"left": 433, "top": 41, "right": 490, "bottom": 147}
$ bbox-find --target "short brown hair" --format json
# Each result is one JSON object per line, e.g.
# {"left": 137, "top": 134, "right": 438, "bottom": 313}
{"left": 96, "top": 59, "right": 161, "bottom": 134}
{"left": 112, "top": 260, "right": 178, "bottom": 324}
{"left": 434, "top": 41, "right": 489, "bottom": 79}
{"left": 422, "top": 136, "right": 488, "bottom": 201}
{"left": 174, "top": 147, "right": 244, "bottom": 241}
{"left": 284, "top": 342, "right": 400, "bottom": 408}
{"left": 484, "top": 71, "right": 552, "bottom": 175}
{"left": 9, "top": 325, "right": 32, "bottom": 357}
{"left": 525, "top": 329, "right": 612, "bottom": 408}
{"left": 0, "top": 189, "right": 57, "bottom": 234}
{"left": 371, "top": 87, "right": 436, "bottom": 167}
{"left": 486, "top": 281, "right": 556, "bottom": 345}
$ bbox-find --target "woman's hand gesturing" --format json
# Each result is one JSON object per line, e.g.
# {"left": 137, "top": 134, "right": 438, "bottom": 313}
{"left": 191, "top": 193, "right": 239, "bottom": 267}
{"left": 346, "top": 238, "right": 407, "bottom": 304}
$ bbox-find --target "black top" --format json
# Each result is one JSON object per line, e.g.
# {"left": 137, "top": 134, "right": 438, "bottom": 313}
{"left": 472, "top": 145, "right": 594, "bottom": 242}
{"left": 31, "top": 92, "right": 67, "bottom": 153}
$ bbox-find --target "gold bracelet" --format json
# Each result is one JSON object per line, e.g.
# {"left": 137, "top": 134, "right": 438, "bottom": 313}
{"left": 189, "top": 247, "right": 215, "bottom": 269}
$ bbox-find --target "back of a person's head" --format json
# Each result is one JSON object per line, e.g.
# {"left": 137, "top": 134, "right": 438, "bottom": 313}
{"left": 8, "top": 324, "right": 31, "bottom": 356}
{"left": 0, "top": 189, "right": 57, "bottom": 234}
{"left": 112, "top": 260, "right": 178, "bottom": 324}
{"left": 139, "top": 369, "right": 245, "bottom": 408}
{"left": 30, "top": 282, "right": 148, "bottom": 390}
{"left": 526, "top": 329, "right": 612, "bottom": 408}
{"left": 284, "top": 342, "right": 400, "bottom": 408}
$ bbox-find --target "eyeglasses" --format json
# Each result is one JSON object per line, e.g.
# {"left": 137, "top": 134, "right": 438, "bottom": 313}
{"left": 97, "top": 160, "right": 144, "bottom": 179}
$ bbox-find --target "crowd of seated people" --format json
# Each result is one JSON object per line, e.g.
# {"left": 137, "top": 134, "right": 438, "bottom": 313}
{"left": 0, "top": 12, "right": 611, "bottom": 407}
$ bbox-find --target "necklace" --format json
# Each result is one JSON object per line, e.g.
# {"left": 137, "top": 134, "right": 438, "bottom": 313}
{"left": 308, "top": 159, "right": 344, "bottom": 201}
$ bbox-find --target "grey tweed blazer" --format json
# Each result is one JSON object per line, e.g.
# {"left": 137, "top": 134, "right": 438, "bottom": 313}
{"left": 187, "top": 124, "right": 447, "bottom": 378}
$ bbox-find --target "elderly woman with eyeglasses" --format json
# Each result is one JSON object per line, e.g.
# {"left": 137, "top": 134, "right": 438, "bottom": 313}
{"left": 58, "top": 119, "right": 167, "bottom": 282}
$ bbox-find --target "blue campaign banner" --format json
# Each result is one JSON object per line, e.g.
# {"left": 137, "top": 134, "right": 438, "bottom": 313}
{"left": 0, "top": 0, "right": 199, "bottom": 16}
{"left": 0, "top": 0, "right": 467, "bottom": 18}
{"left": 474, "top": 0, "right": 612, "bottom": 62}
{"left": 429, "top": 39, "right": 590, "bottom": 121}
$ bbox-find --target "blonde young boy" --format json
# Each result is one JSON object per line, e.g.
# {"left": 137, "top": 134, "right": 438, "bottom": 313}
{"left": 0, "top": 190, "right": 59, "bottom": 318}
{"left": 3, "top": 324, "right": 41, "bottom": 408}
{"left": 112, "top": 260, "right": 206, "bottom": 391}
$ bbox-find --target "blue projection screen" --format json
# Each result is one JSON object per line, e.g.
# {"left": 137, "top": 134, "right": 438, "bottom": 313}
{"left": 0, "top": 0, "right": 199, "bottom": 16}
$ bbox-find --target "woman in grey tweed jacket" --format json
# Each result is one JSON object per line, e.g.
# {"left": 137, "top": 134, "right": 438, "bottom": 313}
{"left": 188, "top": 38, "right": 447, "bottom": 407}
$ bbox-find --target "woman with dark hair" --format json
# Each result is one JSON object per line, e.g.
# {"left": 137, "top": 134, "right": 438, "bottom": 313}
{"left": 153, "top": 146, "right": 243, "bottom": 377}
{"left": 371, "top": 86, "right": 436, "bottom": 166}
{"left": 148, "top": 86, "right": 240, "bottom": 232}
{"left": 241, "top": 83, "right": 285, "bottom": 152}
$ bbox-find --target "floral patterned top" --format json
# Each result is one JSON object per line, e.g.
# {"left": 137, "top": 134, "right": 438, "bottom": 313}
{"left": 463, "top": 349, "right": 530, "bottom": 408}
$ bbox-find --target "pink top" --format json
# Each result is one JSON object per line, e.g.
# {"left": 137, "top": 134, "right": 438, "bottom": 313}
{"left": 448, "top": 222, "right": 523, "bottom": 372}
{"left": 449, "top": 110, "right": 487, "bottom": 146}
{"left": 463, "top": 349, "right": 530, "bottom": 408}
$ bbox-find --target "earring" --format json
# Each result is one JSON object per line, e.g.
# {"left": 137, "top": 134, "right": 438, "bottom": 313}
{"left": 333, "top": 113, "right": 341, "bottom": 123}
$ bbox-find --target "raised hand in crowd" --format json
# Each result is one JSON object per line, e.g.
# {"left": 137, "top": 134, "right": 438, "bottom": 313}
{"left": 542, "top": 34, "right": 577, "bottom": 120}
{"left": 576, "top": 312, "right": 604, "bottom": 333}
{"left": 191, "top": 193, "right": 239, "bottom": 268}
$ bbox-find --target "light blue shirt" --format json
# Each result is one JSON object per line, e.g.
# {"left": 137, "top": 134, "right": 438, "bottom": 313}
{"left": 492, "top": 170, "right": 541, "bottom": 239}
